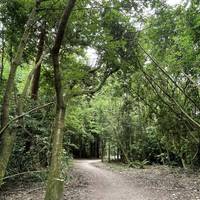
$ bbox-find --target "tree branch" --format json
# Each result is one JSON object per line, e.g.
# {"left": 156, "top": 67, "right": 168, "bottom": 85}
{"left": 138, "top": 62, "right": 200, "bottom": 129}
{"left": 0, "top": 102, "right": 54, "bottom": 136}
{"left": 72, "top": 67, "right": 120, "bottom": 97}
{"left": 138, "top": 42, "right": 200, "bottom": 111}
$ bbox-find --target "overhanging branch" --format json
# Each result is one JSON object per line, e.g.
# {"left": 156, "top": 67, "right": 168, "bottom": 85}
{"left": 137, "top": 42, "right": 200, "bottom": 111}
{"left": 72, "top": 67, "right": 120, "bottom": 97}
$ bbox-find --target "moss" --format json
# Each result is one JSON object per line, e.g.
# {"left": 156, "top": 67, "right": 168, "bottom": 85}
{"left": 0, "top": 131, "right": 16, "bottom": 186}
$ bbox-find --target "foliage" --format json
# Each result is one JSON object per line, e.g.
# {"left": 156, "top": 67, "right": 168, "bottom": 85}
{"left": 0, "top": 0, "right": 200, "bottom": 193}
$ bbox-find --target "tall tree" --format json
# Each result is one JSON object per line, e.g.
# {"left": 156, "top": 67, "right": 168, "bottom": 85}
{"left": 44, "top": 0, "right": 76, "bottom": 199}
{"left": 0, "top": 0, "right": 42, "bottom": 185}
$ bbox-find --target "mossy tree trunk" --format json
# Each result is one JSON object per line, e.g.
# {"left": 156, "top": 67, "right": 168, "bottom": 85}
{"left": 44, "top": 108, "right": 66, "bottom": 200}
{"left": 0, "top": 3, "right": 40, "bottom": 186}
{"left": 44, "top": 0, "right": 76, "bottom": 199}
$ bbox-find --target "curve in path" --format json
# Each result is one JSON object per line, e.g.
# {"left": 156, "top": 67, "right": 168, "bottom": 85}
{"left": 74, "top": 159, "right": 168, "bottom": 200}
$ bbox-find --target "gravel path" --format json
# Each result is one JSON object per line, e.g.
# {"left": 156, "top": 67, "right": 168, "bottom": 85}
{"left": 74, "top": 159, "right": 169, "bottom": 200}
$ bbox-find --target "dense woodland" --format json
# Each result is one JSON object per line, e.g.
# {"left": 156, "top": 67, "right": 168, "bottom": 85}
{"left": 0, "top": 0, "right": 200, "bottom": 199}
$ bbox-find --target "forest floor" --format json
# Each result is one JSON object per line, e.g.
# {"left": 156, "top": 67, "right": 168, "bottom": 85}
{"left": 1, "top": 159, "right": 200, "bottom": 200}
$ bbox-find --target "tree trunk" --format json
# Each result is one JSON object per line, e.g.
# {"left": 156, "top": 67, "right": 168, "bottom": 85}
{"left": 117, "top": 147, "right": 120, "bottom": 160}
{"left": 0, "top": 130, "right": 16, "bottom": 185}
{"left": 0, "top": 4, "right": 39, "bottom": 185}
{"left": 108, "top": 142, "right": 111, "bottom": 162}
{"left": 44, "top": 1, "right": 76, "bottom": 199}
{"left": 101, "top": 139, "right": 105, "bottom": 162}
{"left": 18, "top": 55, "right": 43, "bottom": 116}
{"left": 31, "top": 24, "right": 46, "bottom": 100}
{"left": 44, "top": 108, "right": 66, "bottom": 200}
{"left": 0, "top": 28, "right": 5, "bottom": 82}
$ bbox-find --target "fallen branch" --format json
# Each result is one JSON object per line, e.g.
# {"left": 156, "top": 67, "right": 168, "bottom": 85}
{"left": 0, "top": 170, "right": 46, "bottom": 181}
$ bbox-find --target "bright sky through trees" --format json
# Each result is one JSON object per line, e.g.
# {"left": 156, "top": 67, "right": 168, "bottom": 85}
{"left": 167, "top": 0, "right": 182, "bottom": 6}
{"left": 86, "top": 0, "right": 184, "bottom": 67}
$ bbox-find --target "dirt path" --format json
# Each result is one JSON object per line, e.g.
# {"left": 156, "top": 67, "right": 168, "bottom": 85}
{"left": 1, "top": 160, "right": 200, "bottom": 199}
{"left": 74, "top": 159, "right": 169, "bottom": 200}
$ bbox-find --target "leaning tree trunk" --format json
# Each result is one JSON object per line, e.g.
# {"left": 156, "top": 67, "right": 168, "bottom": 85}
{"left": 18, "top": 55, "right": 43, "bottom": 116}
{"left": 44, "top": 1, "right": 76, "bottom": 199}
{"left": 0, "top": 3, "right": 40, "bottom": 186}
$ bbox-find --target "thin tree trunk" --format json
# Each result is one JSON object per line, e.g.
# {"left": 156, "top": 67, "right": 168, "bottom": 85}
{"left": 108, "top": 142, "right": 111, "bottom": 162}
{"left": 16, "top": 55, "right": 44, "bottom": 156}
{"left": 181, "top": 158, "right": 187, "bottom": 169}
{"left": 142, "top": 68, "right": 200, "bottom": 129}
{"left": 101, "top": 139, "right": 105, "bottom": 162}
{"left": 138, "top": 43, "right": 200, "bottom": 111}
{"left": 31, "top": 24, "right": 46, "bottom": 100}
{"left": 118, "top": 139, "right": 130, "bottom": 164}
{"left": 113, "top": 126, "right": 131, "bottom": 164}
{"left": 0, "top": 28, "right": 5, "bottom": 82}
{"left": 0, "top": 2, "right": 40, "bottom": 186}
{"left": 117, "top": 148, "right": 120, "bottom": 160}
{"left": 44, "top": 1, "right": 76, "bottom": 199}
{"left": 18, "top": 55, "right": 43, "bottom": 115}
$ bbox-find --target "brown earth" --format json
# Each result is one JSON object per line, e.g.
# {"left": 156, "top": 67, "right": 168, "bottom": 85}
{"left": 1, "top": 159, "right": 200, "bottom": 200}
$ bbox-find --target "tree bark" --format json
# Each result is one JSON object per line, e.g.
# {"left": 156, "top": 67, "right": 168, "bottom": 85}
{"left": 44, "top": 1, "right": 76, "bottom": 199}
{"left": 31, "top": 24, "right": 46, "bottom": 100}
{"left": 0, "top": 28, "right": 5, "bottom": 82}
{"left": 44, "top": 108, "right": 66, "bottom": 200}
{"left": 0, "top": 3, "right": 40, "bottom": 186}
